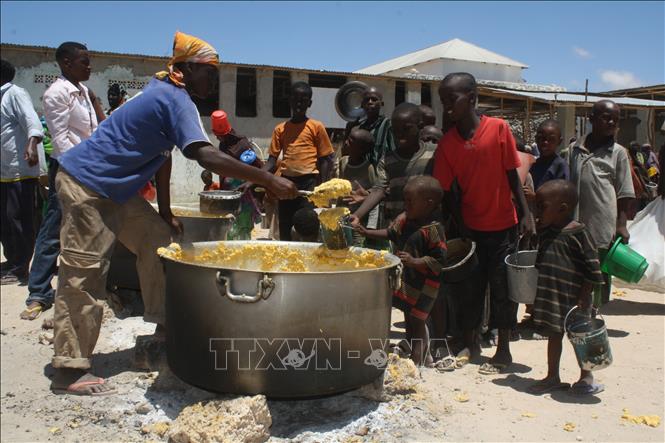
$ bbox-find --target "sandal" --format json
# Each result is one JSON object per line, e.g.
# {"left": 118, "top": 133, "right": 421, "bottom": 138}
{"left": 478, "top": 361, "right": 510, "bottom": 375}
{"left": 389, "top": 340, "right": 411, "bottom": 358}
{"left": 433, "top": 356, "right": 456, "bottom": 372}
{"left": 570, "top": 381, "right": 604, "bottom": 396}
{"left": 455, "top": 348, "right": 471, "bottom": 368}
{"left": 52, "top": 378, "right": 117, "bottom": 397}
{"left": 20, "top": 304, "right": 43, "bottom": 321}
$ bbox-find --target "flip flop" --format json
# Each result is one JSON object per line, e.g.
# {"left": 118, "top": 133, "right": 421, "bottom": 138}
{"left": 527, "top": 380, "right": 571, "bottom": 395}
{"left": 52, "top": 378, "right": 117, "bottom": 397}
{"left": 20, "top": 305, "right": 43, "bottom": 320}
{"left": 570, "top": 382, "right": 605, "bottom": 396}
{"left": 478, "top": 361, "right": 510, "bottom": 375}
{"left": 455, "top": 348, "right": 471, "bottom": 368}
{"left": 389, "top": 340, "right": 411, "bottom": 358}
{"left": 433, "top": 356, "right": 456, "bottom": 372}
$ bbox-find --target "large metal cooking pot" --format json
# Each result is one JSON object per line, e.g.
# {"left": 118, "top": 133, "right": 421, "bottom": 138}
{"left": 161, "top": 240, "right": 402, "bottom": 398}
{"left": 107, "top": 204, "right": 234, "bottom": 291}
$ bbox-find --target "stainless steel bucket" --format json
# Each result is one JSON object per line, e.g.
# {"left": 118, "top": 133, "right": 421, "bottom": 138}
{"left": 505, "top": 250, "right": 539, "bottom": 304}
{"left": 160, "top": 241, "right": 402, "bottom": 398}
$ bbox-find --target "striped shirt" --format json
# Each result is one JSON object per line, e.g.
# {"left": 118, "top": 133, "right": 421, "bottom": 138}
{"left": 532, "top": 224, "right": 604, "bottom": 333}
{"left": 388, "top": 213, "right": 447, "bottom": 320}
{"left": 347, "top": 115, "right": 397, "bottom": 166}
{"left": 374, "top": 141, "right": 436, "bottom": 223}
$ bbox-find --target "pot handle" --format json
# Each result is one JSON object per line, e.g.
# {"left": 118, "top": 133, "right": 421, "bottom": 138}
{"left": 216, "top": 273, "right": 275, "bottom": 303}
{"left": 389, "top": 264, "right": 403, "bottom": 291}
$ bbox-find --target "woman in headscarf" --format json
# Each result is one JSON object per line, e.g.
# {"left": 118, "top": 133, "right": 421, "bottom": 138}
{"left": 48, "top": 32, "right": 297, "bottom": 396}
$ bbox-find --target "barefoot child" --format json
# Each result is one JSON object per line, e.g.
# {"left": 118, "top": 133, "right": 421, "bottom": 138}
{"left": 528, "top": 180, "right": 605, "bottom": 395}
{"left": 356, "top": 176, "right": 447, "bottom": 366}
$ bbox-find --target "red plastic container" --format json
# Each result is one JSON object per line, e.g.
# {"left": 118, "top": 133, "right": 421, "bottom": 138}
{"left": 211, "top": 110, "right": 232, "bottom": 136}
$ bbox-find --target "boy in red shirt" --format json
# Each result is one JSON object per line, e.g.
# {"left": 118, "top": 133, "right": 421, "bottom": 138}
{"left": 433, "top": 72, "right": 534, "bottom": 375}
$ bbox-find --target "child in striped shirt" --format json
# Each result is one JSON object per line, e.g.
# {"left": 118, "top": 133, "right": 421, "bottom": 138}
{"left": 528, "top": 179, "right": 605, "bottom": 396}
{"left": 356, "top": 176, "right": 447, "bottom": 366}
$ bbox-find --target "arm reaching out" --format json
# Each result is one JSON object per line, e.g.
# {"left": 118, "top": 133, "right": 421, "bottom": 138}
{"left": 186, "top": 143, "right": 298, "bottom": 200}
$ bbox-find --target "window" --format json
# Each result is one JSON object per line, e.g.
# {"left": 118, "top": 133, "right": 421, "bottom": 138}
{"left": 395, "top": 81, "right": 406, "bottom": 105}
{"left": 236, "top": 67, "right": 257, "bottom": 117}
{"left": 308, "top": 74, "right": 347, "bottom": 89}
{"left": 272, "top": 70, "right": 291, "bottom": 118}
{"left": 421, "top": 83, "right": 432, "bottom": 107}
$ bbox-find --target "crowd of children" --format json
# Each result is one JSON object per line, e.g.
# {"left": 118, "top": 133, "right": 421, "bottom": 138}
{"left": 7, "top": 35, "right": 655, "bottom": 397}
{"left": 197, "top": 71, "right": 651, "bottom": 397}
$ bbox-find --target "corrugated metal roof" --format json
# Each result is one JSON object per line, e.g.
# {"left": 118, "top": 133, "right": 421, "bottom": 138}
{"left": 485, "top": 88, "right": 665, "bottom": 108}
{"left": 0, "top": 42, "right": 389, "bottom": 80}
{"left": 356, "top": 38, "right": 529, "bottom": 75}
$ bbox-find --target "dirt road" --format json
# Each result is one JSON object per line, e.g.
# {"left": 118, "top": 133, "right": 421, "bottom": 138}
{"left": 1, "top": 277, "right": 663, "bottom": 442}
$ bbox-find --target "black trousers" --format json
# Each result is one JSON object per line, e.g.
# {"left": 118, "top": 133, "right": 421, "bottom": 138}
{"left": 0, "top": 179, "right": 37, "bottom": 276}
{"left": 451, "top": 225, "right": 519, "bottom": 332}
{"left": 278, "top": 174, "right": 317, "bottom": 241}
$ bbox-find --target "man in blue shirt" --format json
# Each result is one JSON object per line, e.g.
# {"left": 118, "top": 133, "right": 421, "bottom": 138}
{"left": 50, "top": 32, "right": 297, "bottom": 396}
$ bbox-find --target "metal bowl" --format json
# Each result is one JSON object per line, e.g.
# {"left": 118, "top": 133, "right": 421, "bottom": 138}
{"left": 335, "top": 81, "right": 369, "bottom": 122}
{"left": 199, "top": 190, "right": 242, "bottom": 215}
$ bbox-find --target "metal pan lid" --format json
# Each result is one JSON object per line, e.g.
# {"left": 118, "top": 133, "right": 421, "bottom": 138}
{"left": 199, "top": 190, "right": 242, "bottom": 200}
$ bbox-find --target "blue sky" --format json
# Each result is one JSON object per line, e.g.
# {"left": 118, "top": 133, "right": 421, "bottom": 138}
{"left": 1, "top": 1, "right": 663, "bottom": 92}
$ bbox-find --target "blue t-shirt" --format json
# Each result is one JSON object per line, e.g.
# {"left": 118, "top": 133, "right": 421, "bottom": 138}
{"left": 530, "top": 154, "right": 570, "bottom": 190}
{"left": 59, "top": 78, "right": 209, "bottom": 203}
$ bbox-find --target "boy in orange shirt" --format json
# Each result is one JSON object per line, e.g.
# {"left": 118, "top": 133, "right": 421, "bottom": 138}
{"left": 264, "top": 82, "right": 334, "bottom": 240}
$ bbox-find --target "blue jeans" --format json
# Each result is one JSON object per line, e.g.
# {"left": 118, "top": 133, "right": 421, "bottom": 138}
{"left": 26, "top": 158, "right": 61, "bottom": 308}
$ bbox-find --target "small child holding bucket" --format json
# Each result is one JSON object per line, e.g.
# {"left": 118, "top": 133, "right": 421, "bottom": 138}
{"left": 528, "top": 179, "right": 605, "bottom": 396}
{"left": 355, "top": 176, "right": 447, "bottom": 366}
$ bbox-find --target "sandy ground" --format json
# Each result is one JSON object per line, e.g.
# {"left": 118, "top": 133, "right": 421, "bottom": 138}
{"left": 1, "top": 270, "right": 664, "bottom": 442}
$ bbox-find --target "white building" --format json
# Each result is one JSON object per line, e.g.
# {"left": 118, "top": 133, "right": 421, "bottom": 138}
{"left": 356, "top": 38, "right": 528, "bottom": 83}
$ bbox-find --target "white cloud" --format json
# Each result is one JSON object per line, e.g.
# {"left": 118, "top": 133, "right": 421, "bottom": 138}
{"left": 573, "top": 46, "right": 592, "bottom": 59}
{"left": 599, "top": 70, "right": 643, "bottom": 89}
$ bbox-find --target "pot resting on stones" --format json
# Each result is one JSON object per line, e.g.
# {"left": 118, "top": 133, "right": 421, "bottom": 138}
{"left": 158, "top": 240, "right": 402, "bottom": 398}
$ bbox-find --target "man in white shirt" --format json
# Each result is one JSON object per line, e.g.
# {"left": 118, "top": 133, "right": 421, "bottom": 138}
{"left": 20, "top": 42, "right": 103, "bottom": 320}
{"left": 1, "top": 59, "right": 44, "bottom": 285}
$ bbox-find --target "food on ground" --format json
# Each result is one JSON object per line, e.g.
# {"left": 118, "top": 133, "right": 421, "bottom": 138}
{"left": 621, "top": 409, "right": 661, "bottom": 427}
{"left": 521, "top": 412, "right": 537, "bottom": 418}
{"left": 158, "top": 242, "right": 390, "bottom": 272}
{"left": 454, "top": 392, "right": 469, "bottom": 403}
{"left": 563, "top": 422, "right": 576, "bottom": 432}
{"left": 318, "top": 207, "right": 351, "bottom": 230}
{"left": 309, "top": 179, "right": 352, "bottom": 207}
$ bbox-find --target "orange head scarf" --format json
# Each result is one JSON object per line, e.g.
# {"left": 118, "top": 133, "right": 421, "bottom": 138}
{"left": 155, "top": 31, "right": 219, "bottom": 87}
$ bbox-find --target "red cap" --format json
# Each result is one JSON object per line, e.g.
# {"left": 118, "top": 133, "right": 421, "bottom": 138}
{"left": 211, "top": 110, "right": 232, "bottom": 136}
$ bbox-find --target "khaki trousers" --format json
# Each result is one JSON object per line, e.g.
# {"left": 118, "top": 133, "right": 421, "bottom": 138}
{"left": 52, "top": 170, "right": 171, "bottom": 370}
